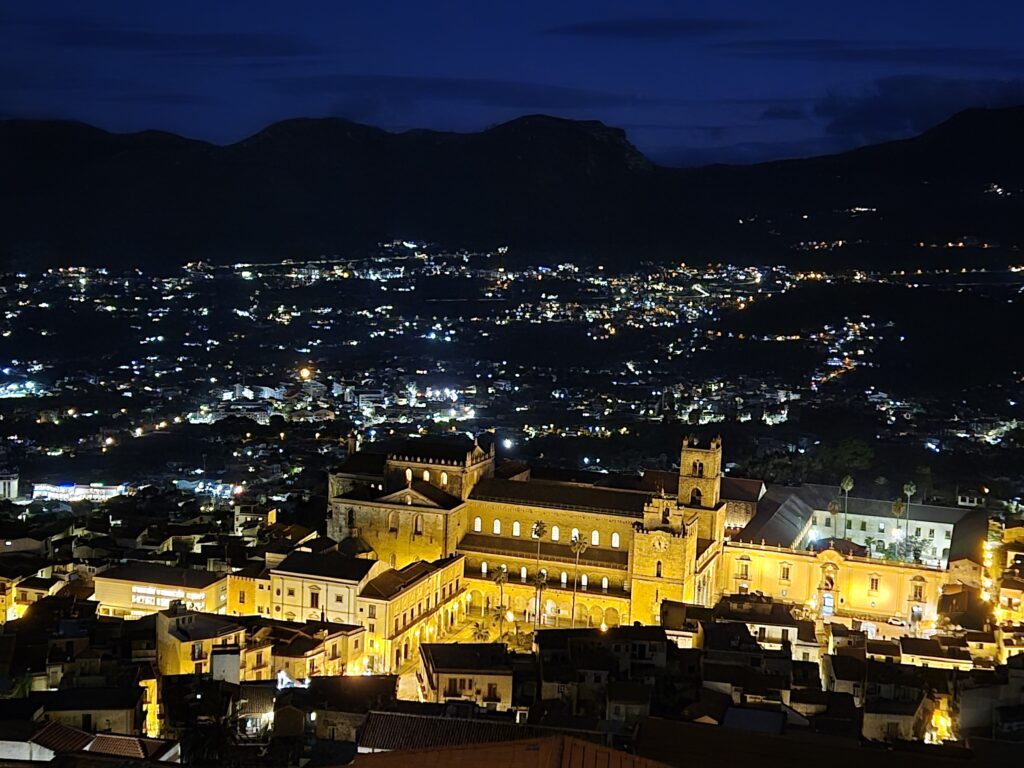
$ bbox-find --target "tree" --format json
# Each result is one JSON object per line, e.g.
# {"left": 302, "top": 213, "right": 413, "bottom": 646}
{"left": 903, "top": 481, "right": 917, "bottom": 540}
{"left": 569, "top": 534, "right": 589, "bottom": 629}
{"left": 492, "top": 567, "right": 508, "bottom": 638}
{"left": 531, "top": 520, "right": 547, "bottom": 628}
{"left": 471, "top": 621, "right": 490, "bottom": 642}
{"left": 532, "top": 570, "right": 548, "bottom": 629}
{"left": 840, "top": 474, "right": 854, "bottom": 532}
{"left": 891, "top": 499, "right": 906, "bottom": 560}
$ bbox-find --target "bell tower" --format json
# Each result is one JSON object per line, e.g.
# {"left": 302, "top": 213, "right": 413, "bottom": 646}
{"left": 678, "top": 436, "right": 722, "bottom": 508}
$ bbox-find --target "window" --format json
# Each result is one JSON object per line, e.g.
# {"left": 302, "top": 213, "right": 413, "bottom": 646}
{"left": 287, "top": 588, "right": 295, "bottom": 597}
{"left": 824, "top": 517, "right": 831, "bottom": 527}
{"left": 655, "top": 561, "right": 663, "bottom": 578}
{"left": 878, "top": 522, "right": 885, "bottom": 533}
{"left": 473, "top": 516, "right": 482, "bottom": 532}
{"left": 560, "top": 572, "right": 568, "bottom": 587}
{"left": 520, "top": 566, "right": 527, "bottom": 582}
{"left": 405, "top": 468, "right": 413, "bottom": 483}
{"left": 414, "top": 515, "right": 423, "bottom": 535}
{"left": 601, "top": 576, "right": 609, "bottom": 591}
{"left": 846, "top": 519, "right": 852, "bottom": 530}
{"left": 915, "top": 527, "right": 922, "bottom": 537}
{"left": 238, "top": 591, "right": 246, "bottom": 605}
{"left": 552, "top": 526, "right": 560, "bottom": 542}
{"left": 591, "top": 530, "right": 600, "bottom": 546}
{"left": 912, "top": 582, "right": 924, "bottom": 602}
{"left": 860, "top": 521, "right": 866, "bottom": 531}
{"left": 581, "top": 574, "right": 588, "bottom": 589}
{"left": 310, "top": 591, "right": 319, "bottom": 609}
{"left": 423, "top": 470, "right": 430, "bottom": 482}
{"left": 929, "top": 529, "right": 935, "bottom": 538}
{"left": 367, "top": 605, "right": 376, "bottom": 619}
{"left": 869, "top": 576, "right": 879, "bottom": 592}
{"left": 611, "top": 532, "right": 620, "bottom": 548}
{"left": 690, "top": 488, "right": 702, "bottom": 506}
{"left": 945, "top": 530, "right": 951, "bottom": 540}
{"left": 481, "top": 561, "right": 488, "bottom": 576}
{"left": 737, "top": 558, "right": 750, "bottom": 580}
{"left": 335, "top": 594, "right": 344, "bottom": 603}
{"left": 492, "top": 519, "right": 502, "bottom": 535}
{"left": 388, "top": 510, "right": 400, "bottom": 532}
{"left": 780, "top": 564, "right": 791, "bottom": 582}
{"left": 512, "top": 521, "right": 521, "bottom": 537}
{"left": 440, "top": 471, "right": 448, "bottom": 486}
{"left": 571, "top": 528, "right": 580, "bottom": 542}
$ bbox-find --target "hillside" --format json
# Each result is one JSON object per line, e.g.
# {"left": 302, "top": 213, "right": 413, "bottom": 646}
{"left": 2, "top": 107, "right": 1023, "bottom": 269}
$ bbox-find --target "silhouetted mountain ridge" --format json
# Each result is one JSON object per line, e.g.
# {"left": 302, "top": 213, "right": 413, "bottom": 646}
{"left": 2, "top": 107, "right": 1022, "bottom": 269}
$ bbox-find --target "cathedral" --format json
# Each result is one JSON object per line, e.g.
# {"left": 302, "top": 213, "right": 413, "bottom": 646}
{"left": 328, "top": 435, "right": 985, "bottom": 634}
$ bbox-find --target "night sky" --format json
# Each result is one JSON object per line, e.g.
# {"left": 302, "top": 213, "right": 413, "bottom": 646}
{"left": 3, "top": 1, "right": 1024, "bottom": 165}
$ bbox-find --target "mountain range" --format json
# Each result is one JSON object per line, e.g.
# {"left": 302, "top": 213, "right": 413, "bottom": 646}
{"left": 2, "top": 107, "right": 1023, "bottom": 270}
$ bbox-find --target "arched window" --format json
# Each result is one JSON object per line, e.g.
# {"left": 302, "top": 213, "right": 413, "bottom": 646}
{"left": 552, "top": 526, "right": 560, "bottom": 542}
{"left": 560, "top": 572, "right": 568, "bottom": 587}
{"left": 580, "top": 574, "right": 588, "bottom": 589}
{"left": 481, "top": 561, "right": 488, "bottom": 576}
{"left": 512, "top": 521, "right": 521, "bottom": 537}
{"left": 413, "top": 515, "right": 423, "bottom": 535}
{"left": 540, "top": 568, "right": 547, "bottom": 580}
{"left": 473, "top": 516, "right": 482, "bottom": 533}
{"left": 422, "top": 469, "right": 430, "bottom": 482}
{"left": 655, "top": 561, "right": 663, "bottom": 578}
{"left": 591, "top": 530, "right": 600, "bottom": 546}
{"left": 405, "top": 468, "right": 412, "bottom": 484}
{"left": 441, "top": 471, "right": 448, "bottom": 486}
{"left": 388, "top": 510, "right": 400, "bottom": 532}
{"left": 611, "top": 532, "right": 620, "bottom": 549}
{"left": 697, "top": 462, "right": 704, "bottom": 477}
{"left": 520, "top": 566, "right": 527, "bottom": 582}
{"left": 601, "top": 576, "right": 609, "bottom": 591}
{"left": 571, "top": 528, "right": 580, "bottom": 542}
{"left": 690, "top": 488, "right": 702, "bottom": 506}
{"left": 492, "top": 519, "right": 502, "bottom": 535}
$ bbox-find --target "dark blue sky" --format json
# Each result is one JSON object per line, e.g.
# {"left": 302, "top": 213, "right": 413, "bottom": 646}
{"left": 4, "top": 1, "right": 1024, "bottom": 164}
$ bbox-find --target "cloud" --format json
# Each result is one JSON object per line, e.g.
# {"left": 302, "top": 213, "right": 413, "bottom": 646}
{"left": 813, "top": 75, "right": 1024, "bottom": 143}
{"left": 544, "top": 16, "right": 759, "bottom": 41}
{"left": 718, "top": 40, "right": 1024, "bottom": 71}
{"left": 41, "top": 15, "right": 320, "bottom": 59}
{"left": 265, "top": 73, "right": 658, "bottom": 111}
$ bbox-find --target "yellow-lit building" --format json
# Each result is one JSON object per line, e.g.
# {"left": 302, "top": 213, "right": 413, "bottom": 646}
{"left": 94, "top": 562, "right": 228, "bottom": 619}
{"left": 358, "top": 555, "right": 465, "bottom": 673}
{"left": 155, "top": 602, "right": 366, "bottom": 681}
{"left": 327, "top": 436, "right": 986, "bottom": 633}
{"left": 226, "top": 565, "right": 272, "bottom": 617}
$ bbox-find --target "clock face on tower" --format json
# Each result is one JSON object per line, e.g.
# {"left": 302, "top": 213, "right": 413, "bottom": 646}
{"left": 652, "top": 538, "right": 669, "bottom": 553}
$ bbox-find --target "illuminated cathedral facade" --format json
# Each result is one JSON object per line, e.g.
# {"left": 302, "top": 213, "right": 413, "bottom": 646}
{"left": 329, "top": 436, "right": 982, "bottom": 637}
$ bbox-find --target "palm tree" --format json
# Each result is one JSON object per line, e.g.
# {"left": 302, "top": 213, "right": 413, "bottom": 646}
{"left": 532, "top": 520, "right": 546, "bottom": 576}
{"left": 471, "top": 621, "right": 490, "bottom": 641}
{"left": 903, "top": 481, "right": 917, "bottom": 540}
{"left": 531, "top": 520, "right": 547, "bottom": 627}
{"left": 532, "top": 570, "right": 547, "bottom": 629}
{"left": 569, "top": 534, "right": 589, "bottom": 629}
{"left": 492, "top": 567, "right": 508, "bottom": 638}
{"left": 840, "top": 475, "right": 854, "bottom": 532}
{"left": 891, "top": 499, "right": 906, "bottom": 560}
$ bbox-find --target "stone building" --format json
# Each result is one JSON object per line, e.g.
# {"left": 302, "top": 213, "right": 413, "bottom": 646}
{"left": 327, "top": 435, "right": 986, "bottom": 631}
